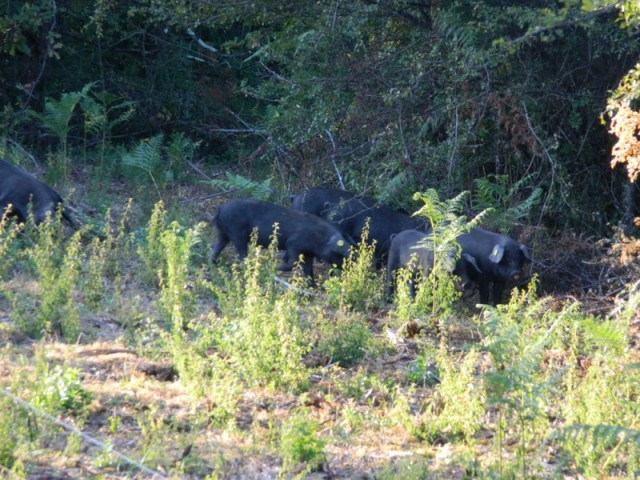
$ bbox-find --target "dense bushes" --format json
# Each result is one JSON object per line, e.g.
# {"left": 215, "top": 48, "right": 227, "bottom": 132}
{"left": 1, "top": 1, "right": 640, "bottom": 232}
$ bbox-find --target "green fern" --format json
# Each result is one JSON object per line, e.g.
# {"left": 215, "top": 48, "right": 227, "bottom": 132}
{"left": 404, "top": 189, "right": 493, "bottom": 319}
{"left": 473, "top": 173, "right": 542, "bottom": 234}
{"left": 122, "top": 134, "right": 164, "bottom": 196}
{"left": 554, "top": 424, "right": 640, "bottom": 447}
{"left": 436, "top": 8, "right": 479, "bottom": 49}
{"left": 413, "top": 189, "right": 492, "bottom": 261}
{"left": 33, "top": 82, "right": 94, "bottom": 164}
{"left": 122, "top": 134, "right": 164, "bottom": 173}
{"left": 166, "top": 132, "right": 201, "bottom": 180}
{"left": 578, "top": 316, "right": 628, "bottom": 355}
{"left": 81, "top": 89, "right": 136, "bottom": 169}
{"left": 207, "top": 172, "right": 273, "bottom": 201}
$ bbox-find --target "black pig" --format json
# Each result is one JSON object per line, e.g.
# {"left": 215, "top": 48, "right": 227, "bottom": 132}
{"left": 290, "top": 187, "right": 365, "bottom": 217}
{"left": 322, "top": 199, "right": 429, "bottom": 266}
{"left": 0, "top": 159, "right": 75, "bottom": 226}
{"left": 386, "top": 229, "right": 480, "bottom": 298}
{"left": 210, "top": 199, "right": 353, "bottom": 282}
{"left": 457, "top": 228, "right": 530, "bottom": 305}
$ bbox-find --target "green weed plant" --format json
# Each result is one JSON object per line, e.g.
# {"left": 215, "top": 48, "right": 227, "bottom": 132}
{"left": 418, "top": 345, "right": 485, "bottom": 443}
{"left": 208, "top": 230, "right": 311, "bottom": 391}
{"left": 25, "top": 215, "right": 83, "bottom": 339}
{"left": 477, "top": 280, "right": 640, "bottom": 477}
{"left": 138, "top": 201, "right": 168, "bottom": 286}
{"left": 0, "top": 210, "right": 22, "bottom": 278}
{"left": 323, "top": 224, "right": 384, "bottom": 312}
{"left": 81, "top": 204, "right": 135, "bottom": 309}
{"left": 280, "top": 409, "right": 326, "bottom": 477}
{"left": 314, "top": 308, "right": 373, "bottom": 367}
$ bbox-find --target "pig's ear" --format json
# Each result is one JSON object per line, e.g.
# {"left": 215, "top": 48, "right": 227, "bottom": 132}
{"left": 519, "top": 244, "right": 531, "bottom": 261}
{"left": 463, "top": 253, "right": 482, "bottom": 273}
{"left": 489, "top": 244, "right": 504, "bottom": 263}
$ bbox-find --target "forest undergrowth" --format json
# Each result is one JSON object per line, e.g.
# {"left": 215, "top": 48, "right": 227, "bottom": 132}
{"left": 0, "top": 178, "right": 639, "bottom": 480}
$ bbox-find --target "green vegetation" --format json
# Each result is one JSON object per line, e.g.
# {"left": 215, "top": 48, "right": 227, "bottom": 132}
{"left": 0, "top": 195, "right": 637, "bottom": 477}
{"left": 1, "top": 0, "right": 640, "bottom": 478}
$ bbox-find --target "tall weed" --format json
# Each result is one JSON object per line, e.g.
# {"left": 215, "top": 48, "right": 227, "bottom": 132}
{"left": 159, "top": 221, "right": 201, "bottom": 331}
{"left": 138, "top": 201, "right": 168, "bottom": 286}
{"left": 323, "top": 225, "right": 384, "bottom": 312}
{"left": 0, "top": 210, "right": 22, "bottom": 278}
{"left": 209, "top": 235, "right": 311, "bottom": 391}
{"left": 280, "top": 409, "right": 326, "bottom": 477}
{"left": 81, "top": 204, "right": 134, "bottom": 309}
{"left": 420, "top": 345, "right": 485, "bottom": 442}
{"left": 27, "top": 217, "right": 83, "bottom": 339}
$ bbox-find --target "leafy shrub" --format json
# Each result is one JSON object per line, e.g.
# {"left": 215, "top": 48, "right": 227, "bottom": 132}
{"left": 138, "top": 201, "right": 168, "bottom": 286}
{"left": 323, "top": 225, "right": 384, "bottom": 312}
{"left": 280, "top": 410, "right": 326, "bottom": 476}
{"left": 159, "top": 220, "right": 201, "bottom": 330}
{"left": 406, "top": 350, "right": 440, "bottom": 387}
{"left": 206, "top": 172, "right": 273, "bottom": 201}
{"left": 26, "top": 217, "right": 83, "bottom": 339}
{"left": 209, "top": 234, "right": 311, "bottom": 391}
{"left": 32, "top": 361, "right": 92, "bottom": 416}
{"left": 0, "top": 210, "right": 22, "bottom": 278}
{"left": 80, "top": 204, "right": 135, "bottom": 309}
{"left": 314, "top": 309, "right": 373, "bottom": 367}
{"left": 0, "top": 396, "right": 27, "bottom": 473}
{"left": 423, "top": 346, "right": 486, "bottom": 442}
{"left": 472, "top": 173, "right": 542, "bottom": 234}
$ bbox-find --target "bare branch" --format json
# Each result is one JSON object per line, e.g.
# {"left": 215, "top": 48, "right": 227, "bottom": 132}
{"left": 186, "top": 28, "right": 218, "bottom": 53}
{"left": 325, "top": 129, "right": 345, "bottom": 189}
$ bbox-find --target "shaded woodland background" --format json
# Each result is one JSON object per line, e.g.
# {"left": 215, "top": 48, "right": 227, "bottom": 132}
{"left": 2, "top": 0, "right": 640, "bottom": 236}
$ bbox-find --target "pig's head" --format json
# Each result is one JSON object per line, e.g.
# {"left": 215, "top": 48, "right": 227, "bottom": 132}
{"left": 321, "top": 232, "right": 353, "bottom": 267}
{"left": 489, "top": 242, "right": 530, "bottom": 282}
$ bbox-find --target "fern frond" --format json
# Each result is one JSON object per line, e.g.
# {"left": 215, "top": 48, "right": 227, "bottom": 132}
{"left": 39, "top": 83, "right": 94, "bottom": 140}
{"left": 122, "top": 134, "right": 164, "bottom": 173}
{"left": 208, "top": 173, "right": 273, "bottom": 201}
{"left": 444, "top": 190, "right": 470, "bottom": 216}
{"left": 579, "top": 316, "right": 627, "bottom": 355}
{"left": 436, "top": 9, "right": 480, "bottom": 49}
{"left": 472, "top": 174, "right": 542, "bottom": 233}
{"left": 511, "top": 172, "right": 539, "bottom": 193}
{"left": 553, "top": 424, "right": 640, "bottom": 448}
{"left": 412, "top": 189, "right": 447, "bottom": 225}
{"left": 167, "top": 132, "right": 198, "bottom": 163}
{"left": 473, "top": 175, "right": 507, "bottom": 209}
{"left": 508, "top": 187, "right": 543, "bottom": 222}
{"left": 466, "top": 207, "right": 495, "bottom": 231}
{"left": 82, "top": 89, "right": 136, "bottom": 137}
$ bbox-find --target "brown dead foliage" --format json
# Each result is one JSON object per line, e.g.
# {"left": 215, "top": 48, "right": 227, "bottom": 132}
{"left": 533, "top": 228, "right": 640, "bottom": 309}
{"left": 610, "top": 102, "right": 640, "bottom": 182}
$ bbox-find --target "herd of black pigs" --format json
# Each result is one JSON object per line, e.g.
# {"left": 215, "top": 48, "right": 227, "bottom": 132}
{"left": 0, "top": 158, "right": 531, "bottom": 306}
